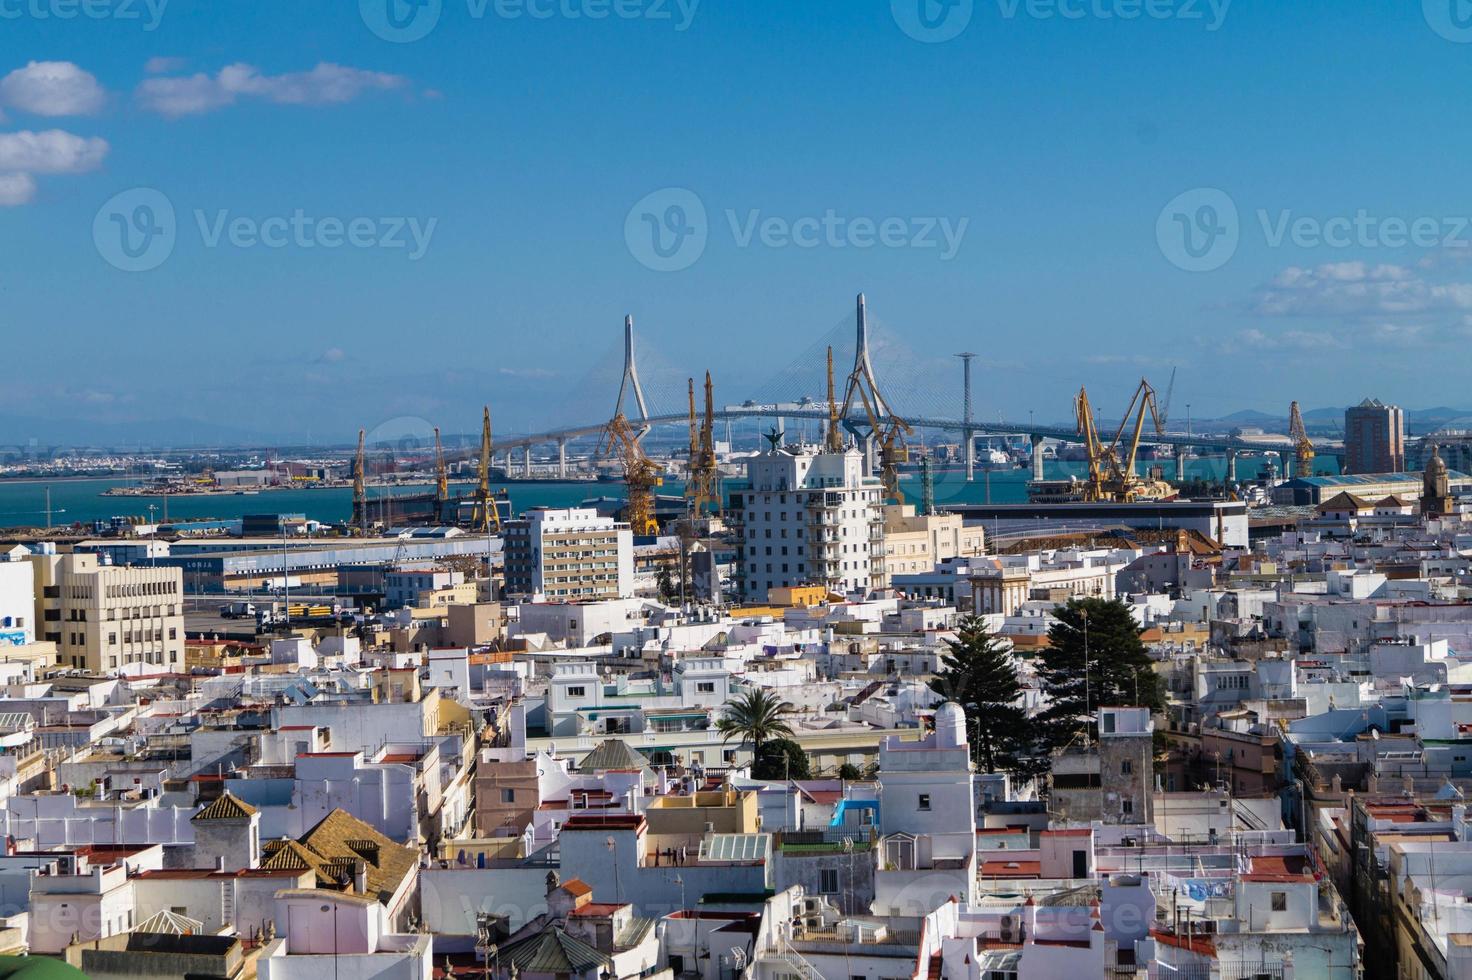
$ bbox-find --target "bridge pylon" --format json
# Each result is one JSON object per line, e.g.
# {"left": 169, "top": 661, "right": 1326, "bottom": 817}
{"left": 840, "top": 293, "right": 896, "bottom": 472}
{"left": 614, "top": 315, "right": 652, "bottom": 441}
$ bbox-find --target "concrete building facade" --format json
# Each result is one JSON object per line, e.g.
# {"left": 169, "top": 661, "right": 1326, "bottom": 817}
{"left": 1345, "top": 397, "right": 1406, "bottom": 474}
{"left": 503, "top": 508, "right": 634, "bottom": 600}
{"left": 732, "top": 445, "right": 884, "bottom": 601}
{"left": 29, "top": 552, "right": 185, "bottom": 674}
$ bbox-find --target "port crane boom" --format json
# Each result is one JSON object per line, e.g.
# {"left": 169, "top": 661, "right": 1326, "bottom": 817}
{"left": 1075, "top": 379, "right": 1174, "bottom": 503}
{"left": 1289, "top": 401, "right": 1315, "bottom": 477}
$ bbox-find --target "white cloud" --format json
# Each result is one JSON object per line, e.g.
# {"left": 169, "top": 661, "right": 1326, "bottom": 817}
{"left": 0, "top": 61, "right": 105, "bottom": 116}
{"left": 137, "top": 62, "right": 409, "bottom": 117}
{"left": 1233, "top": 328, "right": 1345, "bottom": 351}
{"left": 136, "top": 73, "right": 234, "bottom": 117}
{"left": 143, "top": 56, "right": 187, "bottom": 74}
{"left": 0, "top": 172, "right": 36, "bottom": 206}
{"left": 1253, "top": 261, "right": 1472, "bottom": 317}
{"left": 0, "top": 130, "right": 108, "bottom": 173}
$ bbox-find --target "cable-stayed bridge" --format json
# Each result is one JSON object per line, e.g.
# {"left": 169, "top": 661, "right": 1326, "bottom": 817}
{"left": 489, "top": 294, "right": 1338, "bottom": 482}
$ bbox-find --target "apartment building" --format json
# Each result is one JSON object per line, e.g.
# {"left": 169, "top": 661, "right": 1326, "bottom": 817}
{"left": 502, "top": 507, "right": 634, "bottom": 600}
{"left": 731, "top": 444, "right": 884, "bottom": 601}
{"left": 30, "top": 552, "right": 184, "bottom": 674}
{"left": 1345, "top": 397, "right": 1406, "bottom": 474}
{"left": 879, "top": 503, "right": 985, "bottom": 585}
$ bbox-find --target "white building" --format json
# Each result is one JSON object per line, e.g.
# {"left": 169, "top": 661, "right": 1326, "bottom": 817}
{"left": 0, "top": 558, "right": 34, "bottom": 646}
{"left": 734, "top": 444, "right": 884, "bottom": 601}
{"left": 503, "top": 508, "right": 635, "bottom": 600}
{"left": 873, "top": 701, "right": 978, "bottom": 915}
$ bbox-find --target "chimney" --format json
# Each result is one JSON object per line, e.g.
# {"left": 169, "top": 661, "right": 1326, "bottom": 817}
{"left": 353, "top": 859, "right": 368, "bottom": 895}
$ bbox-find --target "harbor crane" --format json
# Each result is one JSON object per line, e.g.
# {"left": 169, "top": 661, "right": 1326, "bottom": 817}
{"left": 433, "top": 426, "right": 449, "bottom": 523}
{"left": 685, "top": 372, "right": 720, "bottom": 519}
{"left": 601, "top": 412, "right": 662, "bottom": 535}
{"left": 353, "top": 428, "right": 367, "bottom": 535}
{"left": 471, "top": 407, "right": 502, "bottom": 534}
{"left": 1075, "top": 379, "right": 1175, "bottom": 503}
{"left": 1288, "top": 401, "right": 1315, "bottom": 478}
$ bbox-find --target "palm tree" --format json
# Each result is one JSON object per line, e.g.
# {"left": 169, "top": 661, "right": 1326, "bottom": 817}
{"left": 715, "top": 689, "right": 795, "bottom": 760}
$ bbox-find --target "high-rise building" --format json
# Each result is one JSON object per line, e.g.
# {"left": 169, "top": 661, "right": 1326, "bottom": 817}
{"left": 28, "top": 552, "right": 184, "bottom": 674}
{"left": 502, "top": 507, "right": 634, "bottom": 600}
{"left": 730, "top": 444, "right": 884, "bottom": 602}
{"left": 1344, "top": 398, "right": 1405, "bottom": 474}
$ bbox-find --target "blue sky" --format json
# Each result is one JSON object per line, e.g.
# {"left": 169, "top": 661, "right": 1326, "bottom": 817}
{"left": 5, "top": 0, "right": 1472, "bottom": 445}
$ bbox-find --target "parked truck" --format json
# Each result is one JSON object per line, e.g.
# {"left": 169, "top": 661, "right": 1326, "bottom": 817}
{"left": 219, "top": 601, "right": 256, "bottom": 619}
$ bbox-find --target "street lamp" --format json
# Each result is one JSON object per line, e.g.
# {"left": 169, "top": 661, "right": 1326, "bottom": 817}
{"left": 1080, "top": 607, "right": 1091, "bottom": 746}
{"left": 606, "top": 835, "right": 621, "bottom": 902}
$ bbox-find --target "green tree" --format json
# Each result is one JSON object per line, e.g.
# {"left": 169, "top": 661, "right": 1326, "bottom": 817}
{"left": 752, "top": 738, "right": 812, "bottom": 780}
{"left": 1034, "top": 598, "right": 1165, "bottom": 753}
{"left": 715, "top": 689, "right": 795, "bottom": 761}
{"left": 928, "top": 616, "right": 1034, "bottom": 776}
{"left": 837, "top": 762, "right": 862, "bottom": 781}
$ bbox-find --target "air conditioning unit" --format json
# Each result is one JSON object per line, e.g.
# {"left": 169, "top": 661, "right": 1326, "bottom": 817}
{"left": 999, "top": 914, "right": 1020, "bottom": 943}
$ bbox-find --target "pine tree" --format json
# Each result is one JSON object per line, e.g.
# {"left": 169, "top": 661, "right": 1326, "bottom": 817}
{"left": 928, "top": 616, "right": 1034, "bottom": 776}
{"left": 1034, "top": 597, "right": 1165, "bottom": 754}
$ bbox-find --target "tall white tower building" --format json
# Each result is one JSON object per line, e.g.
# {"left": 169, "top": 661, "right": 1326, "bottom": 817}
{"left": 731, "top": 444, "right": 884, "bottom": 602}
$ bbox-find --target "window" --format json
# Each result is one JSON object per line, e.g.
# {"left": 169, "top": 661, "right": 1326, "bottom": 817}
{"left": 500, "top": 789, "right": 516, "bottom": 804}
{"left": 820, "top": 869, "right": 839, "bottom": 893}
{"left": 1270, "top": 892, "right": 1287, "bottom": 912}
{"left": 566, "top": 686, "right": 586, "bottom": 698}
{"left": 697, "top": 682, "right": 716, "bottom": 694}
{"left": 1120, "top": 760, "right": 1133, "bottom": 775}
{"left": 1121, "top": 798, "right": 1133, "bottom": 815}
{"left": 918, "top": 794, "right": 931, "bottom": 811}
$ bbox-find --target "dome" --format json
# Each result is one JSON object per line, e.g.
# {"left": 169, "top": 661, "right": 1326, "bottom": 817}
{"left": 1428, "top": 446, "right": 1448, "bottom": 475}
{"left": 934, "top": 701, "right": 967, "bottom": 749}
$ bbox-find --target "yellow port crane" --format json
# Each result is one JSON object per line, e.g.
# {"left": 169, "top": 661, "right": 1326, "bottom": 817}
{"left": 825, "top": 347, "right": 843, "bottom": 453}
{"left": 471, "top": 407, "right": 501, "bottom": 534}
{"left": 601, "top": 412, "right": 662, "bottom": 535}
{"left": 1074, "top": 379, "right": 1175, "bottom": 503}
{"left": 685, "top": 372, "right": 720, "bottom": 519}
{"left": 433, "top": 426, "right": 450, "bottom": 523}
{"left": 1288, "top": 401, "right": 1315, "bottom": 478}
{"left": 353, "top": 428, "right": 367, "bottom": 535}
